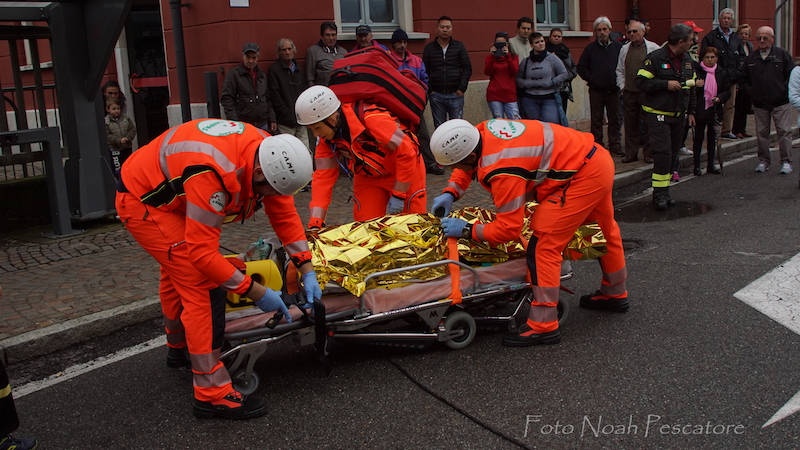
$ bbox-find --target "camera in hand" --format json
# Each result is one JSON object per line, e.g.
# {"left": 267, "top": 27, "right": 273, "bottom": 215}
{"left": 493, "top": 41, "right": 506, "bottom": 57}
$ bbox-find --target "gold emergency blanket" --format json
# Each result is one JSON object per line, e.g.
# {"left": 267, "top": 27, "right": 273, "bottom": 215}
{"left": 309, "top": 203, "right": 606, "bottom": 296}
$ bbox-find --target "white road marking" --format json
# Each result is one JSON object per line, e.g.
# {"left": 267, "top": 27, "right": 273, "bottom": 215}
{"left": 13, "top": 336, "right": 165, "bottom": 398}
{"left": 733, "top": 252, "right": 800, "bottom": 428}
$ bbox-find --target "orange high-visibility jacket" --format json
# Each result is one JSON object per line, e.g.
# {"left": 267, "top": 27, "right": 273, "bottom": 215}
{"left": 309, "top": 102, "right": 422, "bottom": 222}
{"left": 120, "top": 119, "right": 311, "bottom": 294}
{"left": 443, "top": 119, "right": 597, "bottom": 246}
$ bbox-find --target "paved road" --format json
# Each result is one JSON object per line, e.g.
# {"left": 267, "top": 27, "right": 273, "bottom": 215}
{"left": 7, "top": 147, "right": 800, "bottom": 448}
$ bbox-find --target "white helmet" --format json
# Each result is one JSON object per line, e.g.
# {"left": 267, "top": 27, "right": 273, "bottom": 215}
{"left": 430, "top": 119, "right": 481, "bottom": 165}
{"left": 295, "top": 85, "right": 341, "bottom": 125}
{"left": 257, "top": 134, "right": 313, "bottom": 195}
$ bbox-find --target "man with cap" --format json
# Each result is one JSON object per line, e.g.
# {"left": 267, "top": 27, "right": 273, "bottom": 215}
{"left": 352, "top": 24, "right": 388, "bottom": 52}
{"left": 221, "top": 42, "right": 277, "bottom": 133}
{"left": 116, "top": 119, "right": 320, "bottom": 419}
{"left": 388, "top": 28, "right": 442, "bottom": 175}
{"left": 428, "top": 118, "right": 628, "bottom": 347}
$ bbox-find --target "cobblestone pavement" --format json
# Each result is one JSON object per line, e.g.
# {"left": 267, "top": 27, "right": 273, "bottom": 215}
{"left": 0, "top": 172, "right": 492, "bottom": 340}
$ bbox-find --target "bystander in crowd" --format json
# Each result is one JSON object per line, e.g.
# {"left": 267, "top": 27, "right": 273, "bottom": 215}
{"left": 485, "top": 31, "right": 520, "bottom": 120}
{"left": 517, "top": 32, "right": 569, "bottom": 124}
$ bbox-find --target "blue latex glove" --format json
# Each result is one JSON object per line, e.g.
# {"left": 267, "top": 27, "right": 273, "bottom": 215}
{"left": 255, "top": 288, "right": 291, "bottom": 323}
{"left": 441, "top": 217, "right": 468, "bottom": 238}
{"left": 386, "top": 195, "right": 405, "bottom": 215}
{"left": 431, "top": 193, "right": 454, "bottom": 217}
{"left": 300, "top": 270, "right": 323, "bottom": 308}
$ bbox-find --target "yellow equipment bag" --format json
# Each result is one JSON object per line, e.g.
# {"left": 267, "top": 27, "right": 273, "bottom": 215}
{"left": 224, "top": 258, "right": 283, "bottom": 312}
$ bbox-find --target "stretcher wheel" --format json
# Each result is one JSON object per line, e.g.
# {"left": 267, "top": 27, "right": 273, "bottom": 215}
{"left": 232, "top": 371, "right": 260, "bottom": 396}
{"left": 557, "top": 300, "right": 569, "bottom": 326}
{"left": 443, "top": 311, "right": 476, "bottom": 350}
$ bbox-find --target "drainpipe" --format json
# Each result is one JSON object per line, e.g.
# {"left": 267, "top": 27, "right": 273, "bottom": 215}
{"left": 169, "top": 0, "right": 191, "bottom": 123}
{"left": 774, "top": 0, "right": 790, "bottom": 48}
{"left": 631, "top": 0, "right": 639, "bottom": 20}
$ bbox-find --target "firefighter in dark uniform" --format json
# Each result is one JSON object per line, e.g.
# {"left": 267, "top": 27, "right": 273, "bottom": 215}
{"left": 635, "top": 23, "right": 699, "bottom": 210}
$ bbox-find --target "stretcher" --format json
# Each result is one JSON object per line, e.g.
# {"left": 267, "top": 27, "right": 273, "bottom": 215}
{"left": 220, "top": 240, "right": 574, "bottom": 394}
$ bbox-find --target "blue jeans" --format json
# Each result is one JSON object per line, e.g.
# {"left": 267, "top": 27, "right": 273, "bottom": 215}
{"left": 430, "top": 91, "right": 464, "bottom": 127}
{"left": 487, "top": 101, "right": 521, "bottom": 120}
{"left": 519, "top": 96, "right": 560, "bottom": 124}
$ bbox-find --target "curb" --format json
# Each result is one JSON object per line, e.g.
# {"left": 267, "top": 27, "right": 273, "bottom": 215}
{"left": 0, "top": 296, "right": 161, "bottom": 364}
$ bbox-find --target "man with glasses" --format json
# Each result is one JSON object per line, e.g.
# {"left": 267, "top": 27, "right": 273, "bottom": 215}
{"left": 616, "top": 18, "right": 659, "bottom": 163}
{"left": 701, "top": 7, "right": 745, "bottom": 139}
{"left": 269, "top": 38, "right": 309, "bottom": 153}
{"left": 743, "top": 26, "right": 795, "bottom": 174}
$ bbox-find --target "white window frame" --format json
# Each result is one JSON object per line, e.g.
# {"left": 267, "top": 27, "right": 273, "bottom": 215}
{"left": 535, "top": 0, "right": 569, "bottom": 29}
{"left": 334, "top": 0, "right": 428, "bottom": 40}
{"left": 532, "top": 0, "right": 590, "bottom": 36}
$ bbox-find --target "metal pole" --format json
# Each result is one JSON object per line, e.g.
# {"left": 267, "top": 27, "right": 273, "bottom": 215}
{"left": 169, "top": 0, "right": 191, "bottom": 123}
{"left": 204, "top": 71, "right": 220, "bottom": 118}
{"left": 775, "top": 0, "right": 790, "bottom": 47}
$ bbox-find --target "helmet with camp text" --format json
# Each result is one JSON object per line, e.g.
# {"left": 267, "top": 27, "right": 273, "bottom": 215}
{"left": 429, "top": 119, "right": 480, "bottom": 165}
{"left": 257, "top": 134, "right": 313, "bottom": 195}
{"left": 295, "top": 85, "right": 341, "bottom": 125}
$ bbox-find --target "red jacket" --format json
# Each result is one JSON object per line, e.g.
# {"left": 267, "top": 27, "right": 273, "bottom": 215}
{"left": 484, "top": 54, "right": 519, "bottom": 103}
{"left": 443, "top": 119, "right": 596, "bottom": 246}
{"left": 121, "top": 119, "right": 311, "bottom": 294}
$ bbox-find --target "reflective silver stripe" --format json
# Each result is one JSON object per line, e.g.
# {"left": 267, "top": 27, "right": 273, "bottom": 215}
{"left": 310, "top": 206, "right": 326, "bottom": 219}
{"left": 186, "top": 201, "right": 224, "bottom": 228}
{"left": 316, "top": 157, "right": 338, "bottom": 170}
{"left": 528, "top": 303, "right": 558, "bottom": 323}
{"left": 532, "top": 285, "right": 560, "bottom": 304}
{"left": 535, "top": 122, "right": 555, "bottom": 181}
{"left": 496, "top": 194, "right": 526, "bottom": 214}
{"left": 285, "top": 240, "right": 310, "bottom": 255}
{"left": 481, "top": 145, "right": 545, "bottom": 166}
{"left": 474, "top": 223, "right": 485, "bottom": 241}
{"left": 254, "top": 128, "right": 268, "bottom": 138}
{"left": 220, "top": 269, "right": 245, "bottom": 291}
{"left": 600, "top": 266, "right": 628, "bottom": 296}
{"left": 388, "top": 127, "right": 405, "bottom": 150}
{"left": 156, "top": 127, "right": 180, "bottom": 178}
{"left": 193, "top": 366, "right": 232, "bottom": 388}
{"left": 447, "top": 182, "right": 465, "bottom": 197}
{"left": 604, "top": 266, "right": 627, "bottom": 285}
{"left": 189, "top": 351, "right": 221, "bottom": 372}
{"left": 160, "top": 140, "right": 236, "bottom": 179}
{"left": 393, "top": 181, "right": 411, "bottom": 193}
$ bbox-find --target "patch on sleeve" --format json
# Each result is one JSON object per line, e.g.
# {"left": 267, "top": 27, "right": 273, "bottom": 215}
{"left": 197, "top": 119, "right": 245, "bottom": 136}
{"left": 486, "top": 119, "right": 526, "bottom": 140}
{"left": 209, "top": 191, "right": 227, "bottom": 212}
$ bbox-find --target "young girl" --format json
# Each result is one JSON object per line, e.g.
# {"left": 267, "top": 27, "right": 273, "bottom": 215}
{"left": 105, "top": 99, "right": 137, "bottom": 171}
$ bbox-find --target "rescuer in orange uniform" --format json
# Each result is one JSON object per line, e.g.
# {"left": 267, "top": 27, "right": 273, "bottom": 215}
{"left": 294, "top": 85, "right": 426, "bottom": 228}
{"left": 115, "top": 119, "right": 321, "bottom": 419}
{"left": 429, "top": 118, "right": 628, "bottom": 346}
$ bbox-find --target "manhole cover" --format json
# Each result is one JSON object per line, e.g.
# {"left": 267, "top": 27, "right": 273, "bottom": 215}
{"left": 615, "top": 200, "right": 712, "bottom": 223}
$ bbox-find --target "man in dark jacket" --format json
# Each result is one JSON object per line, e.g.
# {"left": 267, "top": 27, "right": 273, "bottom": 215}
{"left": 422, "top": 16, "right": 472, "bottom": 127}
{"left": 744, "top": 26, "right": 795, "bottom": 175}
{"left": 635, "top": 23, "right": 698, "bottom": 210}
{"left": 700, "top": 7, "right": 744, "bottom": 138}
{"left": 268, "top": 38, "right": 309, "bottom": 151}
{"left": 221, "top": 42, "right": 276, "bottom": 132}
{"left": 578, "top": 16, "right": 623, "bottom": 156}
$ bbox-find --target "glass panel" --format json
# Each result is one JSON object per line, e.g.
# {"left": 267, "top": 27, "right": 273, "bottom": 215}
{"left": 549, "top": 0, "right": 566, "bottom": 24}
{"left": 341, "top": 0, "right": 362, "bottom": 23}
{"left": 535, "top": 0, "right": 546, "bottom": 24}
{"left": 369, "top": 0, "right": 394, "bottom": 23}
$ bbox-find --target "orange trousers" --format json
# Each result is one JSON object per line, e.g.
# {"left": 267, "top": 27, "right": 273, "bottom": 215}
{"left": 527, "top": 147, "right": 627, "bottom": 333}
{"left": 116, "top": 192, "right": 233, "bottom": 402}
{"left": 351, "top": 157, "right": 427, "bottom": 221}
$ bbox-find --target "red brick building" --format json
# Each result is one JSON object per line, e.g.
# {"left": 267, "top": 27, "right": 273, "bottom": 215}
{"left": 3, "top": 0, "right": 799, "bottom": 143}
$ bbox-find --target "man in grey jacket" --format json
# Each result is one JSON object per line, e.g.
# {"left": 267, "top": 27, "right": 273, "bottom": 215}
{"left": 306, "top": 21, "right": 347, "bottom": 87}
{"left": 616, "top": 19, "right": 660, "bottom": 163}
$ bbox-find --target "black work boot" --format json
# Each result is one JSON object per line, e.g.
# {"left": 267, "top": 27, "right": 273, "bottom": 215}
{"left": 193, "top": 391, "right": 267, "bottom": 420}
{"left": 166, "top": 346, "right": 189, "bottom": 369}
{"left": 0, "top": 435, "right": 38, "bottom": 450}
{"left": 502, "top": 321, "right": 561, "bottom": 347}
{"left": 579, "top": 291, "right": 629, "bottom": 312}
{"left": 652, "top": 187, "right": 675, "bottom": 211}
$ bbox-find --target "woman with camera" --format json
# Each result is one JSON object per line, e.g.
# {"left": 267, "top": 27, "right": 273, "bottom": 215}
{"left": 516, "top": 32, "right": 569, "bottom": 124}
{"left": 484, "top": 32, "right": 520, "bottom": 119}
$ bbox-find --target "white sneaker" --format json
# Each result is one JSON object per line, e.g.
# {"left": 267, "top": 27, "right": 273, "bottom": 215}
{"left": 780, "top": 162, "right": 793, "bottom": 174}
{"left": 679, "top": 146, "right": 693, "bottom": 156}
{"left": 755, "top": 162, "right": 769, "bottom": 173}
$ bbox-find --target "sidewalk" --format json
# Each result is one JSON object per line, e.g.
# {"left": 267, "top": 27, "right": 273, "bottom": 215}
{"left": 0, "top": 121, "right": 787, "bottom": 363}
